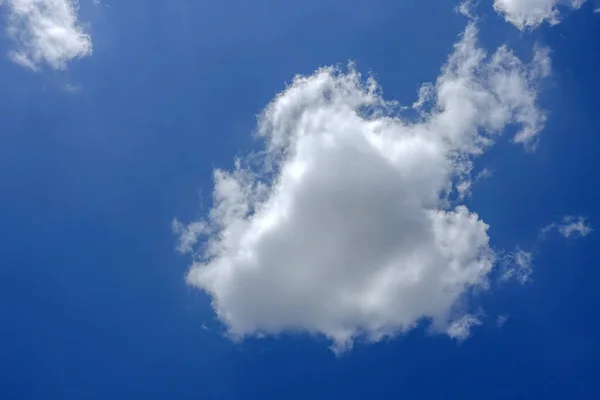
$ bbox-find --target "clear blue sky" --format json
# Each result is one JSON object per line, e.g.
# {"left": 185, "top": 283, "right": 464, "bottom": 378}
{"left": 1, "top": 0, "right": 599, "bottom": 398}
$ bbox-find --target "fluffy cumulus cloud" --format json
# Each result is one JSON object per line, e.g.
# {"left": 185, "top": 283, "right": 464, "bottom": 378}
{"left": 542, "top": 215, "right": 593, "bottom": 238}
{"left": 0, "top": 0, "right": 92, "bottom": 70}
{"left": 493, "top": 0, "right": 586, "bottom": 30}
{"left": 175, "top": 23, "right": 550, "bottom": 351}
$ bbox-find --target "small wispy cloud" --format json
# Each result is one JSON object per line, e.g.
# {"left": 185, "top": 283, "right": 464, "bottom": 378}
{"left": 475, "top": 168, "right": 493, "bottom": 181}
{"left": 447, "top": 315, "right": 482, "bottom": 341}
{"left": 455, "top": 0, "right": 479, "bottom": 18}
{"left": 541, "top": 215, "right": 593, "bottom": 239}
{"left": 64, "top": 82, "right": 82, "bottom": 93}
{"left": 500, "top": 215, "right": 591, "bottom": 286}
{"left": 0, "top": 0, "right": 92, "bottom": 70}
{"left": 172, "top": 219, "right": 208, "bottom": 254}
{"left": 496, "top": 315, "right": 508, "bottom": 327}
{"left": 455, "top": 168, "right": 494, "bottom": 200}
{"left": 502, "top": 249, "right": 534, "bottom": 284}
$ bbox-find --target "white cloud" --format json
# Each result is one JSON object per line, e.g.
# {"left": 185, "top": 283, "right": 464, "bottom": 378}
{"left": 475, "top": 168, "right": 493, "bottom": 181}
{"left": 542, "top": 215, "right": 593, "bottom": 238}
{"left": 173, "top": 219, "right": 209, "bottom": 254}
{"left": 0, "top": 0, "right": 92, "bottom": 70}
{"left": 456, "top": 0, "right": 478, "bottom": 18}
{"left": 63, "top": 82, "right": 81, "bottom": 92}
{"left": 447, "top": 314, "right": 482, "bottom": 340}
{"left": 501, "top": 249, "right": 534, "bottom": 284}
{"left": 496, "top": 314, "right": 509, "bottom": 326}
{"left": 175, "top": 23, "right": 550, "bottom": 351}
{"left": 456, "top": 168, "right": 494, "bottom": 200}
{"left": 493, "top": 0, "right": 586, "bottom": 30}
{"left": 500, "top": 216, "right": 592, "bottom": 286}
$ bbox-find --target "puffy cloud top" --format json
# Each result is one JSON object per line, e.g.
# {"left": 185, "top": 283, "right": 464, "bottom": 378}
{"left": 493, "top": 0, "right": 586, "bottom": 30}
{"left": 175, "top": 24, "right": 550, "bottom": 351}
{"left": 1, "top": 0, "right": 92, "bottom": 70}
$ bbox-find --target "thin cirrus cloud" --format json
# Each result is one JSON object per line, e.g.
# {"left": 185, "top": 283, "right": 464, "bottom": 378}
{"left": 0, "top": 0, "right": 92, "bottom": 70}
{"left": 501, "top": 249, "right": 534, "bottom": 284}
{"left": 447, "top": 315, "right": 484, "bottom": 341}
{"left": 493, "top": 0, "right": 586, "bottom": 30}
{"left": 541, "top": 215, "right": 593, "bottom": 238}
{"left": 174, "top": 22, "right": 550, "bottom": 351}
{"left": 501, "top": 216, "right": 593, "bottom": 285}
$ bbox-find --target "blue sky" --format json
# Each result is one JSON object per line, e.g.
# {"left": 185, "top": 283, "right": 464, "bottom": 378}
{"left": 1, "top": 0, "right": 599, "bottom": 398}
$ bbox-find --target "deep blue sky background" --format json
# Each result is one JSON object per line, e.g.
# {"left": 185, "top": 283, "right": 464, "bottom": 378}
{"left": 1, "top": 0, "right": 599, "bottom": 398}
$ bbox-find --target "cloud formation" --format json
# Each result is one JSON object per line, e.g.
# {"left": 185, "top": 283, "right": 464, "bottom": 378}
{"left": 542, "top": 215, "right": 593, "bottom": 238}
{"left": 493, "top": 0, "right": 585, "bottom": 30}
{"left": 501, "top": 249, "right": 534, "bottom": 284}
{"left": 0, "top": 0, "right": 92, "bottom": 70}
{"left": 447, "top": 314, "right": 483, "bottom": 340}
{"left": 175, "top": 23, "right": 550, "bottom": 350}
{"left": 496, "top": 315, "right": 509, "bottom": 326}
{"left": 499, "top": 216, "right": 592, "bottom": 285}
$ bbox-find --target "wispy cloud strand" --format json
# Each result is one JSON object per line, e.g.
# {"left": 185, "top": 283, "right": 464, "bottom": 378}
{"left": 542, "top": 215, "right": 593, "bottom": 238}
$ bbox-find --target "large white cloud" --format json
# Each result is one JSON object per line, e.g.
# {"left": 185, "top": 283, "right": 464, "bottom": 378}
{"left": 175, "top": 23, "right": 550, "bottom": 351}
{"left": 493, "top": 0, "right": 586, "bottom": 30}
{"left": 0, "top": 0, "right": 92, "bottom": 70}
